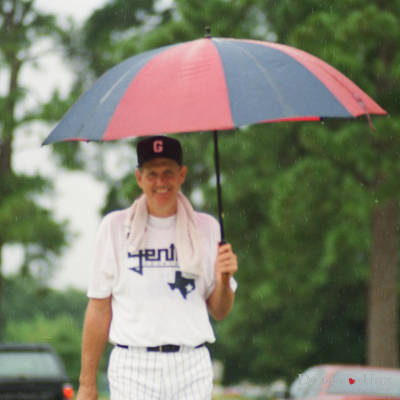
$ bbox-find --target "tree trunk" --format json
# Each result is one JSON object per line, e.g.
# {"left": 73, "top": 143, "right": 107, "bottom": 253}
{"left": 367, "top": 197, "right": 399, "bottom": 366}
{"left": 0, "top": 244, "right": 4, "bottom": 340}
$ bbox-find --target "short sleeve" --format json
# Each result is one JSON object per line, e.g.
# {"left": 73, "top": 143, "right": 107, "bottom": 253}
{"left": 87, "top": 212, "right": 120, "bottom": 298}
{"left": 205, "top": 275, "right": 238, "bottom": 299}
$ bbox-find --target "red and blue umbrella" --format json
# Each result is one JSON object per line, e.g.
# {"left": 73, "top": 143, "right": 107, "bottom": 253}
{"left": 43, "top": 36, "right": 387, "bottom": 240}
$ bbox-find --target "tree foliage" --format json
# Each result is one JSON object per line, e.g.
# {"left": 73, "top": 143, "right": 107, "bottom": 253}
{"left": 258, "top": 0, "right": 400, "bottom": 370}
{"left": 0, "top": 0, "right": 70, "bottom": 337}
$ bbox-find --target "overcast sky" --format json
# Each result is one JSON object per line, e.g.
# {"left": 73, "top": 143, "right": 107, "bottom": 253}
{"left": 36, "top": 0, "right": 106, "bottom": 22}
{"left": 4, "top": 0, "right": 111, "bottom": 290}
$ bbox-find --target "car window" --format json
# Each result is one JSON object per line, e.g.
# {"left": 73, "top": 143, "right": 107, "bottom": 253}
{"left": 328, "top": 369, "right": 400, "bottom": 397}
{"left": 290, "top": 367, "right": 325, "bottom": 399}
{"left": 0, "top": 351, "right": 64, "bottom": 379}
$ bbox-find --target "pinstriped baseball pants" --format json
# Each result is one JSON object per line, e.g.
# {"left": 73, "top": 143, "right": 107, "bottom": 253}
{"left": 107, "top": 346, "right": 213, "bottom": 399}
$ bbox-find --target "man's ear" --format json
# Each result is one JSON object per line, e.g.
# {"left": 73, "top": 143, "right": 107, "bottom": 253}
{"left": 135, "top": 169, "right": 142, "bottom": 189}
{"left": 180, "top": 165, "right": 188, "bottom": 184}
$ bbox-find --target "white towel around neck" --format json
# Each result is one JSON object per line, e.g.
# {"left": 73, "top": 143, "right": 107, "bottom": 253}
{"left": 124, "top": 192, "right": 204, "bottom": 277}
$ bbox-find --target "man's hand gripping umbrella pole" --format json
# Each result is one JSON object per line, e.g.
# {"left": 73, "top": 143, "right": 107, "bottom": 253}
{"left": 207, "top": 242, "right": 238, "bottom": 320}
{"left": 206, "top": 131, "right": 238, "bottom": 320}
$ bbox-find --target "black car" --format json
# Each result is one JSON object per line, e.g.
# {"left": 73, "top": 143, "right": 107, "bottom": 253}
{"left": 0, "top": 343, "right": 74, "bottom": 400}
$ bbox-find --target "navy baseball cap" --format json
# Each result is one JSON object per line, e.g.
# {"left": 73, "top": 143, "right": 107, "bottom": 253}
{"left": 136, "top": 136, "right": 183, "bottom": 167}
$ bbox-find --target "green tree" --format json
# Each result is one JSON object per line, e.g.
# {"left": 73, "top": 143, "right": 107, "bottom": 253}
{"left": 260, "top": 0, "right": 400, "bottom": 368}
{"left": 0, "top": 0, "right": 68, "bottom": 338}
{"left": 3, "top": 274, "right": 87, "bottom": 322}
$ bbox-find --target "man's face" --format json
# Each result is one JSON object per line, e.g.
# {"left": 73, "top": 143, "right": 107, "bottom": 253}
{"left": 135, "top": 158, "right": 187, "bottom": 217}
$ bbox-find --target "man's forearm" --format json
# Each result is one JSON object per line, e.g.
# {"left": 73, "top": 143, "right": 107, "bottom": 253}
{"left": 207, "top": 279, "right": 235, "bottom": 321}
{"left": 79, "top": 297, "right": 112, "bottom": 387}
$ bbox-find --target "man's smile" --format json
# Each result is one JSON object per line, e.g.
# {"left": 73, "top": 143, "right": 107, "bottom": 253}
{"left": 154, "top": 188, "right": 170, "bottom": 194}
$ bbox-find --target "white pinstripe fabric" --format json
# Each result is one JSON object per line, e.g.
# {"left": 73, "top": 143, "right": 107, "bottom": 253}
{"left": 108, "top": 346, "right": 213, "bottom": 399}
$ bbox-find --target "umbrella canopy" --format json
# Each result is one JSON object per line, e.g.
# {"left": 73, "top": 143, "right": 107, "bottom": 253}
{"left": 43, "top": 36, "right": 387, "bottom": 241}
{"left": 43, "top": 37, "right": 386, "bottom": 145}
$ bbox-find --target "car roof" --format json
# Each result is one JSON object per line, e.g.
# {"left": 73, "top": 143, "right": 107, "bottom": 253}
{"left": 313, "top": 364, "right": 400, "bottom": 373}
{"left": 0, "top": 343, "right": 56, "bottom": 352}
{"left": 0, "top": 343, "right": 69, "bottom": 379}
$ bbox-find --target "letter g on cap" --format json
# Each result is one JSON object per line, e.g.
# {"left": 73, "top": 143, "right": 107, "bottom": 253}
{"left": 153, "top": 140, "right": 163, "bottom": 153}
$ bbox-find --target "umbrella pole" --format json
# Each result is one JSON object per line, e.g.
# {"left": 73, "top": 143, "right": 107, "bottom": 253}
{"left": 213, "top": 130, "right": 225, "bottom": 243}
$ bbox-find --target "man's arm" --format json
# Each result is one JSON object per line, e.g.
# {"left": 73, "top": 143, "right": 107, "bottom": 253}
{"left": 207, "top": 243, "right": 238, "bottom": 320}
{"left": 76, "top": 297, "right": 112, "bottom": 400}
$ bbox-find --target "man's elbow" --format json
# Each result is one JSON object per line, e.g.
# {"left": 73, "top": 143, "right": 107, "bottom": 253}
{"left": 207, "top": 296, "right": 235, "bottom": 321}
{"left": 210, "top": 308, "right": 231, "bottom": 321}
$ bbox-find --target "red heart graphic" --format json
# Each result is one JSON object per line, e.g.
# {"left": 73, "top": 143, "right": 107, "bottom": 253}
{"left": 349, "top": 378, "right": 356, "bottom": 385}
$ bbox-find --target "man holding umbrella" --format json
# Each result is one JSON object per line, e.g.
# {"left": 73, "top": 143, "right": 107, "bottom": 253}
{"left": 43, "top": 32, "right": 386, "bottom": 400}
{"left": 76, "top": 135, "right": 238, "bottom": 400}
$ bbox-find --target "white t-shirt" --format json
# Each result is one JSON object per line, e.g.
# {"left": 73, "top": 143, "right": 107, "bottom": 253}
{"left": 87, "top": 208, "right": 235, "bottom": 347}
